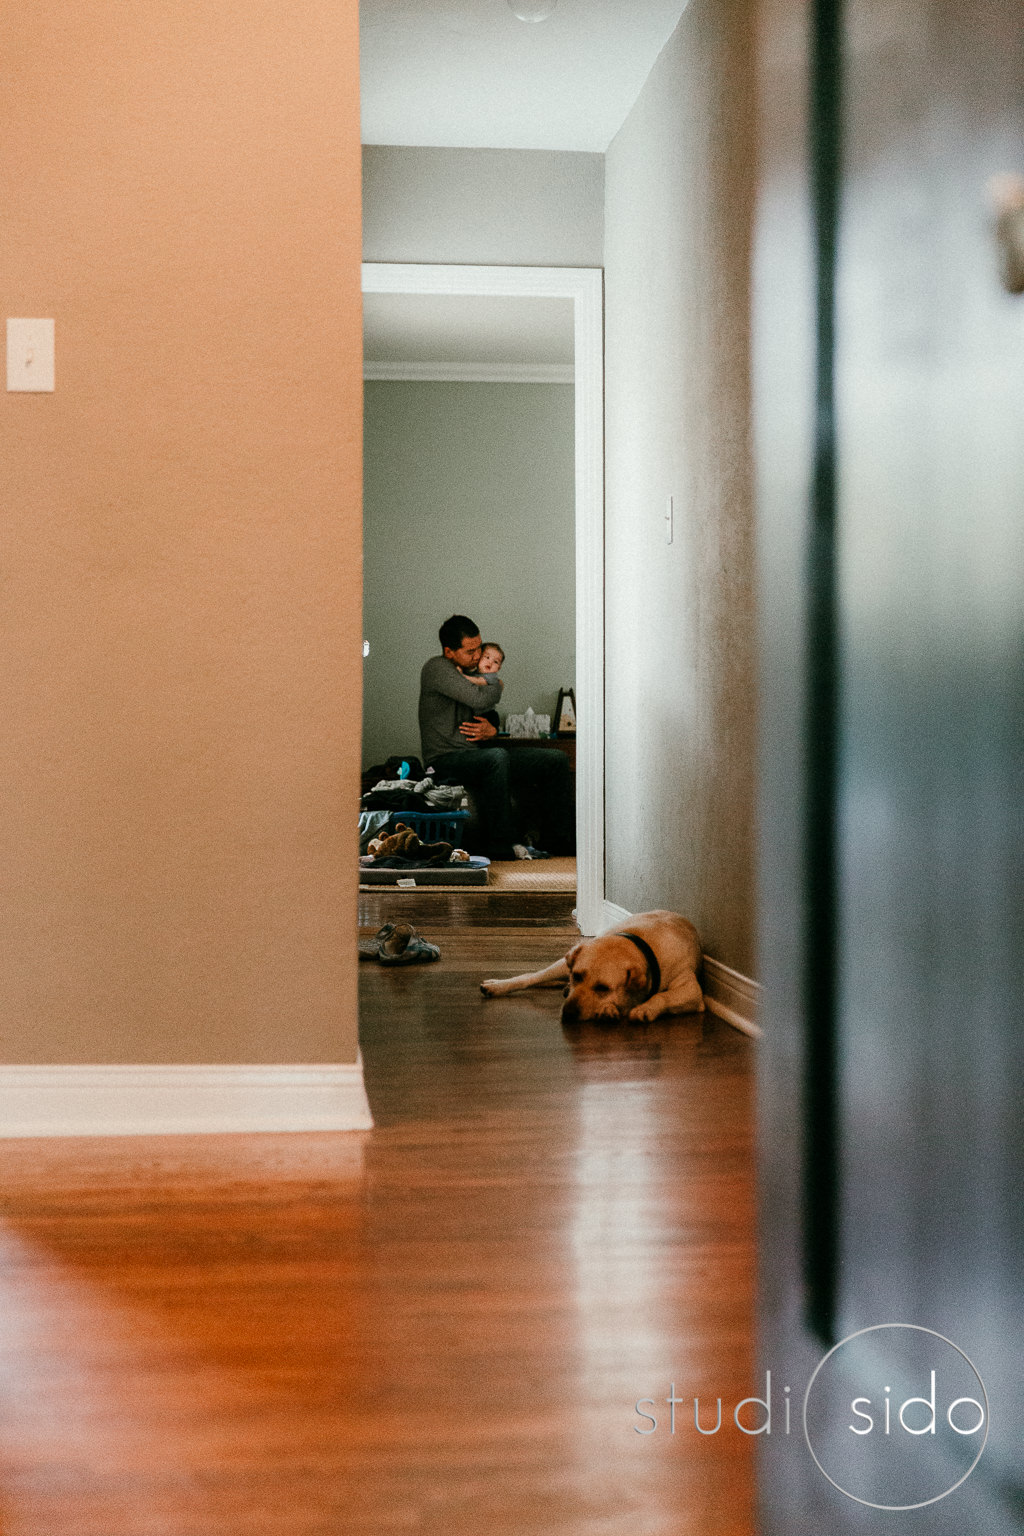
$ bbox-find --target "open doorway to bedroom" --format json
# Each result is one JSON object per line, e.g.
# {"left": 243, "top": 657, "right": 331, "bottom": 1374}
{"left": 359, "top": 263, "right": 604, "bottom": 932}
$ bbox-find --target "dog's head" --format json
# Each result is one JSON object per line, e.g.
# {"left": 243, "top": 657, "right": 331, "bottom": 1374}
{"left": 560, "top": 935, "right": 652, "bottom": 1023}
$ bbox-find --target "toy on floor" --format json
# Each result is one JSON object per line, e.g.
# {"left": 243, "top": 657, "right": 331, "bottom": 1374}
{"left": 367, "top": 823, "right": 452, "bottom": 862}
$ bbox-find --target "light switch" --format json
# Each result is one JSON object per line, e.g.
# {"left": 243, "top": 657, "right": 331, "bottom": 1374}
{"left": 7, "top": 319, "right": 55, "bottom": 392}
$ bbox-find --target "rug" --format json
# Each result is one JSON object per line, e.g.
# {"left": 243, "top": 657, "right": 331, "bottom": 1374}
{"left": 485, "top": 857, "right": 576, "bottom": 892}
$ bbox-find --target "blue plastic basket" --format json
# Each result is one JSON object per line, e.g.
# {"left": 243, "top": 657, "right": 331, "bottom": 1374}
{"left": 386, "top": 809, "right": 470, "bottom": 847}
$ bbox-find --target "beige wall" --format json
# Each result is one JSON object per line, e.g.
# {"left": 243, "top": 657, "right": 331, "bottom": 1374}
{"left": 363, "top": 146, "right": 604, "bottom": 267}
{"left": 363, "top": 381, "right": 575, "bottom": 768}
{"left": 604, "top": 0, "right": 757, "bottom": 975}
{"left": 0, "top": 0, "right": 364, "bottom": 1064}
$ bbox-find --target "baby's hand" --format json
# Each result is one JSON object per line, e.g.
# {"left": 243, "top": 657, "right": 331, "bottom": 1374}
{"left": 462, "top": 672, "right": 488, "bottom": 685}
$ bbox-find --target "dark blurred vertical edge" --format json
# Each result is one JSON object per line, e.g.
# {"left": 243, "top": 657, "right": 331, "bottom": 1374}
{"left": 802, "top": 0, "right": 843, "bottom": 1350}
{"left": 755, "top": 0, "right": 1024, "bottom": 1527}
{"left": 752, "top": 0, "right": 830, "bottom": 1515}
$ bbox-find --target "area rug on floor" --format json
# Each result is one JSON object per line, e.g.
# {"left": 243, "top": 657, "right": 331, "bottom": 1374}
{"left": 486, "top": 857, "right": 576, "bottom": 892}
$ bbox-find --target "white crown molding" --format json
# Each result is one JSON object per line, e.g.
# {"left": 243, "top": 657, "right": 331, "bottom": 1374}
{"left": 364, "top": 360, "right": 575, "bottom": 384}
{"left": 0, "top": 1062, "right": 374, "bottom": 1138}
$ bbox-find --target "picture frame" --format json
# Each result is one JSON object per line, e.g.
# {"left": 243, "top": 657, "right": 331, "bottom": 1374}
{"left": 553, "top": 687, "right": 577, "bottom": 735}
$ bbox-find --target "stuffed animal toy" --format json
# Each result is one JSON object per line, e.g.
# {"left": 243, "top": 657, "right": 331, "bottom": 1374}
{"left": 367, "top": 823, "right": 452, "bottom": 862}
{"left": 367, "top": 824, "right": 416, "bottom": 857}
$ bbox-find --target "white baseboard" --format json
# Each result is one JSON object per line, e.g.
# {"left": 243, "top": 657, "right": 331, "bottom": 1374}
{"left": 598, "top": 902, "right": 760, "bottom": 1036}
{"left": 702, "top": 957, "right": 762, "bottom": 1038}
{"left": 0, "top": 1062, "right": 374, "bottom": 1138}
{"left": 599, "top": 900, "right": 633, "bottom": 932}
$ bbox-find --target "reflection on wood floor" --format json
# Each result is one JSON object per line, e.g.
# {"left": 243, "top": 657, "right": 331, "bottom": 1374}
{"left": 359, "top": 886, "right": 579, "bottom": 928}
{"left": 0, "top": 894, "right": 755, "bottom": 1535}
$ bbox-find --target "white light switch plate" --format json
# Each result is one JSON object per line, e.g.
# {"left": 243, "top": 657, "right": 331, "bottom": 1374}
{"left": 7, "top": 319, "right": 55, "bottom": 392}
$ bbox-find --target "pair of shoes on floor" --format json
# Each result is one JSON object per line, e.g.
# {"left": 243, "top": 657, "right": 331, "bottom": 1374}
{"left": 512, "top": 843, "right": 551, "bottom": 860}
{"left": 357, "top": 922, "right": 441, "bottom": 965}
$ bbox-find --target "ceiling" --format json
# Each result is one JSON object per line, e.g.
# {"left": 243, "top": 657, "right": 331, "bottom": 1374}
{"left": 359, "top": 0, "right": 690, "bottom": 153}
{"left": 363, "top": 293, "right": 574, "bottom": 375}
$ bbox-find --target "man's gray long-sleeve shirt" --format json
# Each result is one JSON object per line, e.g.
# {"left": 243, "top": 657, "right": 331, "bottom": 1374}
{"left": 418, "top": 656, "right": 503, "bottom": 762}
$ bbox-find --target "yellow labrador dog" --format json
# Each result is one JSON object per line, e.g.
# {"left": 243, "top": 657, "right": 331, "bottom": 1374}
{"left": 481, "top": 910, "right": 704, "bottom": 1024}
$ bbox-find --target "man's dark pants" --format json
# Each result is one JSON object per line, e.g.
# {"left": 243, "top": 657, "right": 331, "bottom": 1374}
{"left": 430, "top": 746, "right": 575, "bottom": 857}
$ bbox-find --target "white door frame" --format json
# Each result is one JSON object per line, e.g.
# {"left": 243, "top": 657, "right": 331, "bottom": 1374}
{"left": 361, "top": 263, "right": 605, "bottom": 933}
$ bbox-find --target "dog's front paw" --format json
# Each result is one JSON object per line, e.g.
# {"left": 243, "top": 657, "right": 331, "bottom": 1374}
{"left": 480, "top": 980, "right": 503, "bottom": 997}
{"left": 628, "top": 999, "right": 661, "bottom": 1023}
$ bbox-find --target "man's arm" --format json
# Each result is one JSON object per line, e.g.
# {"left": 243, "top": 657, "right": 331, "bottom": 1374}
{"left": 428, "top": 657, "right": 502, "bottom": 709}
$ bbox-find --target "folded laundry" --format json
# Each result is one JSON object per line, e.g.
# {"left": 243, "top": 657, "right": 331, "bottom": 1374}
{"left": 423, "top": 784, "right": 466, "bottom": 808}
{"left": 361, "top": 773, "right": 467, "bottom": 812}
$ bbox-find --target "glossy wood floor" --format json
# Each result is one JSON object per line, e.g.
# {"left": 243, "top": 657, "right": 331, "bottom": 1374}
{"left": 358, "top": 887, "right": 579, "bottom": 929}
{"left": 0, "top": 898, "right": 755, "bottom": 1535}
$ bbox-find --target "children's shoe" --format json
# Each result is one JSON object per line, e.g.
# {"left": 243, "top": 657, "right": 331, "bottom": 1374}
{"left": 359, "top": 921, "right": 415, "bottom": 960}
{"left": 377, "top": 930, "right": 441, "bottom": 965}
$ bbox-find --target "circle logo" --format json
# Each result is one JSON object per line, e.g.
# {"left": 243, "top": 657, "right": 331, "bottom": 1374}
{"left": 802, "top": 1324, "right": 989, "bottom": 1510}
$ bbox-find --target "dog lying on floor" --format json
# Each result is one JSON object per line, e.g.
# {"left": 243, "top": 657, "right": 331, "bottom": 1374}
{"left": 480, "top": 909, "right": 704, "bottom": 1024}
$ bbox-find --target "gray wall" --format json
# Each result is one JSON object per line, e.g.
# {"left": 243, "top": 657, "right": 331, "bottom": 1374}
{"left": 603, "top": 0, "right": 757, "bottom": 975}
{"left": 362, "top": 146, "right": 604, "bottom": 267}
{"left": 362, "top": 380, "right": 575, "bottom": 768}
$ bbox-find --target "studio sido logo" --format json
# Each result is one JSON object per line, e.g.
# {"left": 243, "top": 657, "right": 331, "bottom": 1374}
{"left": 803, "top": 1324, "right": 989, "bottom": 1510}
{"left": 635, "top": 1324, "right": 989, "bottom": 1511}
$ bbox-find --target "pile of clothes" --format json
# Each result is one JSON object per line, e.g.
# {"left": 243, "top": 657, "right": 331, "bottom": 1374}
{"left": 358, "top": 762, "right": 469, "bottom": 865}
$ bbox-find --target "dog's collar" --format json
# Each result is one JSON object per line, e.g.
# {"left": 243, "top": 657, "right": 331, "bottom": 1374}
{"left": 614, "top": 931, "right": 661, "bottom": 1000}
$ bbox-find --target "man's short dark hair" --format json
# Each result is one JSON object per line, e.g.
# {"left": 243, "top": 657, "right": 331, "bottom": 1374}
{"left": 439, "top": 614, "right": 479, "bottom": 652}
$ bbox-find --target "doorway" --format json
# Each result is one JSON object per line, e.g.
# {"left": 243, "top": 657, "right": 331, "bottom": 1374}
{"left": 360, "top": 262, "right": 605, "bottom": 933}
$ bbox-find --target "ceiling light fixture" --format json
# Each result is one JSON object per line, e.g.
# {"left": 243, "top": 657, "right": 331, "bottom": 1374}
{"left": 507, "top": 0, "right": 558, "bottom": 20}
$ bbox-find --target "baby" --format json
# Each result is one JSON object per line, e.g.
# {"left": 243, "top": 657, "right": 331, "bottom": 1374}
{"left": 461, "top": 642, "right": 504, "bottom": 732}
{"left": 462, "top": 642, "right": 505, "bottom": 684}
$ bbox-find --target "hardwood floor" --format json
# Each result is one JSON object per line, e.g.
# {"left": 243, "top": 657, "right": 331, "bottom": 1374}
{"left": 0, "top": 898, "right": 755, "bottom": 1535}
{"left": 359, "top": 887, "right": 577, "bottom": 928}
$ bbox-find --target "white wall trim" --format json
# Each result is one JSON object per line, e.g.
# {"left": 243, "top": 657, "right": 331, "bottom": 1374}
{"left": 364, "top": 359, "right": 574, "bottom": 384}
{"left": 597, "top": 900, "right": 760, "bottom": 1035}
{"left": 599, "top": 899, "right": 633, "bottom": 932}
{"left": 362, "top": 263, "right": 605, "bottom": 935}
{"left": 0, "top": 1063, "right": 374, "bottom": 1138}
{"left": 701, "top": 958, "right": 762, "bottom": 1039}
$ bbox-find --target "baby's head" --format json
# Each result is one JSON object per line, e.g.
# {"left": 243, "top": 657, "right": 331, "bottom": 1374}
{"left": 478, "top": 643, "right": 505, "bottom": 675}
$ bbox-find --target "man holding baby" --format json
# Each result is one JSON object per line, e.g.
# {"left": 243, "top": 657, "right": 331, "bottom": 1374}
{"left": 418, "top": 614, "right": 575, "bottom": 862}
